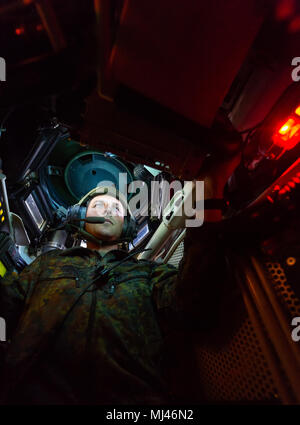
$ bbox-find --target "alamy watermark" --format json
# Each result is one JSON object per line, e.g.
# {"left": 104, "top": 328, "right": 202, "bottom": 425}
{"left": 0, "top": 316, "right": 6, "bottom": 341}
{"left": 93, "top": 174, "right": 205, "bottom": 227}
{"left": 0, "top": 57, "right": 6, "bottom": 81}
{"left": 291, "top": 317, "right": 300, "bottom": 342}
{"left": 291, "top": 57, "right": 300, "bottom": 82}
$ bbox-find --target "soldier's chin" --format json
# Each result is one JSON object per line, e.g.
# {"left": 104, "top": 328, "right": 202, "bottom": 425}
{"left": 95, "top": 229, "right": 119, "bottom": 242}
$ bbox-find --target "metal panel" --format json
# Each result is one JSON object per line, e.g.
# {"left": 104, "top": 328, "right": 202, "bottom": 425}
{"left": 111, "top": 0, "right": 264, "bottom": 126}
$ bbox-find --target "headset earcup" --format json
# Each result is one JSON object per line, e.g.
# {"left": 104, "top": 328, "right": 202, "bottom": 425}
{"left": 66, "top": 205, "right": 87, "bottom": 229}
{"left": 79, "top": 206, "right": 87, "bottom": 229}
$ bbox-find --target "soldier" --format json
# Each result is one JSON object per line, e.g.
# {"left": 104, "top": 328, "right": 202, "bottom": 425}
{"left": 0, "top": 153, "right": 240, "bottom": 405}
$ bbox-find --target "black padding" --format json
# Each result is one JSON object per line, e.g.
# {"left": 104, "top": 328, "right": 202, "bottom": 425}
{"left": 66, "top": 205, "right": 87, "bottom": 230}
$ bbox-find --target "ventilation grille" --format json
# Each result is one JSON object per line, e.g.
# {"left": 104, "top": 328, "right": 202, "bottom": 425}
{"left": 167, "top": 241, "right": 184, "bottom": 268}
{"left": 167, "top": 245, "right": 298, "bottom": 402}
{"left": 265, "top": 262, "right": 300, "bottom": 318}
{"left": 188, "top": 256, "right": 300, "bottom": 403}
{"left": 194, "top": 316, "right": 279, "bottom": 402}
{"left": 185, "top": 255, "right": 298, "bottom": 403}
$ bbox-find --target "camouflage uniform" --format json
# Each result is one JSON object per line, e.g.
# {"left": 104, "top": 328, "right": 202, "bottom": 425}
{"left": 0, "top": 223, "right": 226, "bottom": 404}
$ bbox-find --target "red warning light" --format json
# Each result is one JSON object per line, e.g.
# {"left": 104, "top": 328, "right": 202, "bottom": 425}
{"left": 295, "top": 105, "right": 300, "bottom": 116}
{"left": 273, "top": 116, "right": 300, "bottom": 151}
{"left": 278, "top": 118, "right": 295, "bottom": 135}
{"left": 15, "top": 27, "right": 25, "bottom": 36}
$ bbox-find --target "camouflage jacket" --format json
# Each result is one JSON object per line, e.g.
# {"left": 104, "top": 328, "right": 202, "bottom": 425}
{"left": 0, "top": 223, "right": 226, "bottom": 404}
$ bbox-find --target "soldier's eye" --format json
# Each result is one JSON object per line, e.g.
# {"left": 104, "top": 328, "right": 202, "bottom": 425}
{"left": 93, "top": 201, "right": 104, "bottom": 208}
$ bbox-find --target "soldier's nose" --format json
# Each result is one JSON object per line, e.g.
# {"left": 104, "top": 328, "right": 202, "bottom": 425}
{"left": 103, "top": 202, "right": 113, "bottom": 215}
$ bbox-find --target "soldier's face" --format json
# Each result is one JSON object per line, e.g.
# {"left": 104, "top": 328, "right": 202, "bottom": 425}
{"left": 85, "top": 195, "right": 125, "bottom": 242}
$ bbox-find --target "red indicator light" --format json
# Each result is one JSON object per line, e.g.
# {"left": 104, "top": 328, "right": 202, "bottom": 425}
{"left": 290, "top": 124, "right": 300, "bottom": 137}
{"left": 295, "top": 106, "right": 300, "bottom": 116}
{"left": 273, "top": 116, "right": 300, "bottom": 151}
{"left": 278, "top": 118, "right": 295, "bottom": 135}
{"left": 15, "top": 27, "right": 25, "bottom": 36}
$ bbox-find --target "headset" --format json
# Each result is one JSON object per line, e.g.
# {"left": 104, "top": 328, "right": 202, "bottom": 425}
{"left": 65, "top": 186, "right": 138, "bottom": 246}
